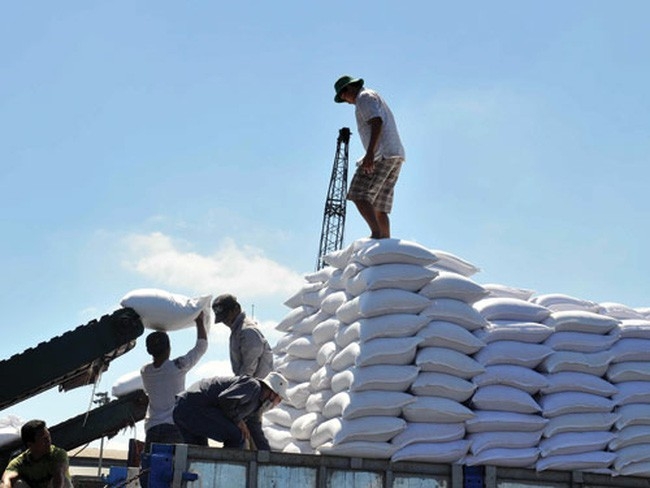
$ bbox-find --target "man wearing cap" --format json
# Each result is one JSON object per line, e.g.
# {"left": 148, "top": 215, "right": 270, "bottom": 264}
{"left": 172, "top": 372, "right": 287, "bottom": 450}
{"left": 211, "top": 294, "right": 274, "bottom": 448}
{"left": 140, "top": 312, "right": 208, "bottom": 453}
{"left": 334, "top": 75, "right": 405, "bottom": 239}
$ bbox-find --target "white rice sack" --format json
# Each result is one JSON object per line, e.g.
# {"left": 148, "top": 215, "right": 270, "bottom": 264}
{"left": 293, "top": 310, "right": 332, "bottom": 335}
{"left": 391, "top": 440, "right": 470, "bottom": 463}
{"left": 614, "top": 444, "right": 650, "bottom": 472}
{"left": 120, "top": 288, "right": 212, "bottom": 331}
{"left": 273, "top": 334, "right": 294, "bottom": 355}
{"left": 282, "top": 440, "right": 313, "bottom": 455}
{"left": 474, "top": 321, "right": 554, "bottom": 344}
{"left": 352, "top": 239, "right": 439, "bottom": 267}
{"left": 619, "top": 461, "right": 650, "bottom": 477}
{"left": 536, "top": 451, "right": 616, "bottom": 472}
{"left": 285, "top": 382, "right": 311, "bottom": 409}
{"left": 323, "top": 240, "right": 366, "bottom": 268}
{"left": 0, "top": 416, "right": 23, "bottom": 448}
{"left": 290, "top": 412, "right": 324, "bottom": 440}
{"left": 402, "top": 396, "right": 475, "bottom": 423}
{"left": 323, "top": 391, "right": 415, "bottom": 420}
{"left": 286, "top": 336, "right": 320, "bottom": 359}
{"left": 411, "top": 372, "right": 476, "bottom": 402}
{"left": 276, "top": 305, "right": 316, "bottom": 332}
{"left": 429, "top": 250, "right": 480, "bottom": 277}
{"left": 335, "top": 314, "right": 429, "bottom": 348}
{"left": 317, "top": 441, "right": 396, "bottom": 459}
{"left": 474, "top": 297, "right": 551, "bottom": 322}
{"left": 543, "top": 413, "right": 619, "bottom": 438}
{"left": 610, "top": 338, "right": 650, "bottom": 363}
{"left": 472, "top": 365, "right": 549, "bottom": 394}
{"left": 262, "top": 423, "right": 294, "bottom": 451}
{"left": 304, "top": 266, "right": 336, "bottom": 284}
{"left": 345, "top": 263, "right": 437, "bottom": 296}
{"left": 312, "top": 318, "right": 342, "bottom": 345}
{"left": 599, "top": 302, "right": 646, "bottom": 320}
{"left": 327, "top": 268, "right": 345, "bottom": 290}
{"left": 336, "top": 289, "right": 430, "bottom": 324}
{"left": 310, "top": 364, "right": 334, "bottom": 391}
{"left": 356, "top": 336, "right": 423, "bottom": 367}
{"left": 541, "top": 372, "right": 617, "bottom": 397}
{"left": 320, "top": 290, "right": 351, "bottom": 315}
{"left": 468, "top": 431, "right": 542, "bottom": 455}
{"left": 471, "top": 385, "right": 541, "bottom": 414}
{"left": 418, "top": 271, "right": 488, "bottom": 303}
{"left": 610, "top": 425, "right": 650, "bottom": 450}
{"left": 420, "top": 298, "right": 488, "bottom": 331}
{"left": 283, "top": 282, "right": 325, "bottom": 309}
{"left": 305, "top": 390, "right": 335, "bottom": 413}
{"left": 417, "top": 321, "right": 486, "bottom": 354}
{"left": 543, "top": 311, "right": 619, "bottom": 334}
{"left": 616, "top": 403, "right": 650, "bottom": 429}
{"left": 607, "top": 361, "right": 650, "bottom": 383}
{"left": 313, "top": 416, "right": 406, "bottom": 448}
{"left": 482, "top": 283, "right": 534, "bottom": 300}
{"left": 316, "top": 341, "right": 337, "bottom": 366}
{"left": 544, "top": 330, "right": 620, "bottom": 353}
{"left": 539, "top": 431, "right": 615, "bottom": 457}
{"left": 465, "top": 411, "right": 548, "bottom": 434}
{"left": 277, "top": 359, "right": 319, "bottom": 383}
{"left": 263, "top": 405, "right": 304, "bottom": 429}
{"left": 539, "top": 392, "right": 615, "bottom": 418}
{"left": 416, "top": 347, "right": 485, "bottom": 378}
{"left": 332, "top": 365, "right": 419, "bottom": 393}
{"left": 331, "top": 342, "right": 359, "bottom": 371}
{"left": 330, "top": 369, "right": 354, "bottom": 393}
{"left": 465, "top": 447, "right": 539, "bottom": 468}
{"left": 530, "top": 294, "right": 599, "bottom": 313}
{"left": 111, "top": 370, "right": 144, "bottom": 398}
{"left": 391, "top": 422, "right": 465, "bottom": 448}
{"left": 618, "top": 319, "right": 650, "bottom": 339}
{"left": 612, "top": 381, "right": 650, "bottom": 406}
{"left": 474, "top": 341, "right": 553, "bottom": 369}
{"left": 539, "top": 351, "right": 614, "bottom": 376}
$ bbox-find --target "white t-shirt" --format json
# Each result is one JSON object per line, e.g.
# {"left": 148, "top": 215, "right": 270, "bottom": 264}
{"left": 355, "top": 88, "right": 405, "bottom": 160}
{"left": 140, "top": 338, "right": 208, "bottom": 432}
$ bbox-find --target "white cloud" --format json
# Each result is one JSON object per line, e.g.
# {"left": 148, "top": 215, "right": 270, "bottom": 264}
{"left": 121, "top": 232, "right": 305, "bottom": 300}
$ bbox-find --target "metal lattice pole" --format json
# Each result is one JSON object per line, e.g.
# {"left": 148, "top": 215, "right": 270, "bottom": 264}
{"left": 316, "top": 127, "right": 351, "bottom": 270}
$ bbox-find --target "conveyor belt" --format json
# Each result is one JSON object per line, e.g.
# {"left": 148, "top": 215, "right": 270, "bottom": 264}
{"left": 0, "top": 307, "right": 144, "bottom": 411}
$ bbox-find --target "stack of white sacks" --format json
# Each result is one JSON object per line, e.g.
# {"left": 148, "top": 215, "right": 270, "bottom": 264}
{"left": 603, "top": 304, "right": 650, "bottom": 477}
{"left": 264, "top": 238, "right": 650, "bottom": 478}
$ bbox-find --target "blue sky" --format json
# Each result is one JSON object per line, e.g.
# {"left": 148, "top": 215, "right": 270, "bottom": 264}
{"left": 1, "top": 2, "right": 649, "bottom": 450}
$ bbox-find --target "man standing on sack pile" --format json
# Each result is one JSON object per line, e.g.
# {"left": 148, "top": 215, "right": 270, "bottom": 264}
{"left": 211, "top": 293, "right": 275, "bottom": 449}
{"left": 172, "top": 372, "right": 288, "bottom": 449}
{"left": 334, "top": 75, "right": 405, "bottom": 239}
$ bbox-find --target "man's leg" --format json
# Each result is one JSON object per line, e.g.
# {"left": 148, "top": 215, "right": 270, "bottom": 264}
{"left": 376, "top": 211, "right": 390, "bottom": 238}
{"left": 353, "top": 199, "right": 382, "bottom": 238}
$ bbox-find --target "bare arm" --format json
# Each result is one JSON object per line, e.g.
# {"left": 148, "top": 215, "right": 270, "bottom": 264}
{"left": 361, "top": 116, "right": 383, "bottom": 174}
{"left": 195, "top": 311, "right": 208, "bottom": 341}
{"left": 51, "top": 462, "right": 69, "bottom": 488}
{"left": 1, "top": 469, "right": 20, "bottom": 488}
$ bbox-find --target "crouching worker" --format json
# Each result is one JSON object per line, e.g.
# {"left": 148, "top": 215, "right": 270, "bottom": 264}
{"left": 172, "top": 372, "right": 287, "bottom": 450}
{"left": 1, "top": 420, "right": 72, "bottom": 488}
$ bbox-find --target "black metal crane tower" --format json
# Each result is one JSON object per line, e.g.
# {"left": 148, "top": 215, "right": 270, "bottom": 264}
{"left": 316, "top": 127, "right": 351, "bottom": 270}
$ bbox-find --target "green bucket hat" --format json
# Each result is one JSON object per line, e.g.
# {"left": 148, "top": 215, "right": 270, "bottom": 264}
{"left": 334, "top": 75, "right": 364, "bottom": 103}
